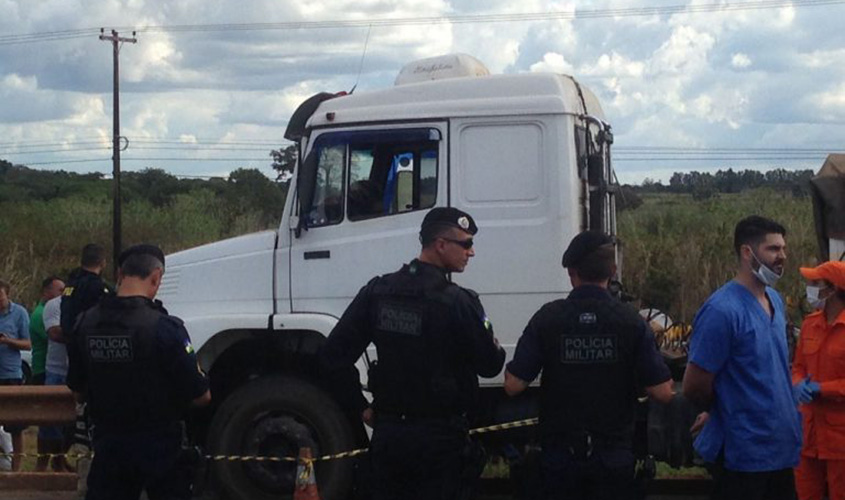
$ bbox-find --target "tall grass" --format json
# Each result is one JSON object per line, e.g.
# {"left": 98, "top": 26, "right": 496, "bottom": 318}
{"left": 618, "top": 189, "right": 817, "bottom": 324}
{"left": 0, "top": 190, "right": 272, "bottom": 308}
{"left": 1, "top": 187, "right": 820, "bottom": 325}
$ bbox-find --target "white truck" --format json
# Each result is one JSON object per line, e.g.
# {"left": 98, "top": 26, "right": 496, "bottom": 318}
{"left": 158, "top": 54, "right": 617, "bottom": 500}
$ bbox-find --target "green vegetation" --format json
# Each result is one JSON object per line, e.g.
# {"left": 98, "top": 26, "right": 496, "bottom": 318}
{"left": 0, "top": 160, "right": 822, "bottom": 326}
{"left": 0, "top": 161, "right": 287, "bottom": 308}
{"left": 619, "top": 189, "right": 817, "bottom": 324}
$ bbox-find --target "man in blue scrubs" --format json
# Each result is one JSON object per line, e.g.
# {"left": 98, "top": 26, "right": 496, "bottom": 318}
{"left": 683, "top": 216, "right": 801, "bottom": 500}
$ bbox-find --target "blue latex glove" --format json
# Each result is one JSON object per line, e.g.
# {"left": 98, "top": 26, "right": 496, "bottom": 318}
{"left": 793, "top": 376, "right": 821, "bottom": 404}
{"left": 808, "top": 381, "right": 821, "bottom": 399}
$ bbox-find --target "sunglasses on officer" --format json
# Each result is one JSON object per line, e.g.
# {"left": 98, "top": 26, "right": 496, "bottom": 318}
{"left": 439, "top": 237, "right": 474, "bottom": 250}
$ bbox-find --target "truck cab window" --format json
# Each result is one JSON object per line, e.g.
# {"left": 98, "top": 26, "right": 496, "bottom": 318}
{"left": 306, "top": 128, "right": 439, "bottom": 224}
{"left": 348, "top": 144, "right": 438, "bottom": 220}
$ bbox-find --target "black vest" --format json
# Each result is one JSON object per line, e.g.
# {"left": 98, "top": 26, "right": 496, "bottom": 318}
{"left": 61, "top": 269, "right": 109, "bottom": 336}
{"left": 537, "top": 295, "right": 644, "bottom": 443}
{"left": 74, "top": 296, "right": 181, "bottom": 433}
{"left": 367, "top": 262, "right": 475, "bottom": 418}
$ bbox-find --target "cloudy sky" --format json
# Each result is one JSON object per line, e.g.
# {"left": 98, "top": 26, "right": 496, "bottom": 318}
{"left": 1, "top": 0, "right": 843, "bottom": 184}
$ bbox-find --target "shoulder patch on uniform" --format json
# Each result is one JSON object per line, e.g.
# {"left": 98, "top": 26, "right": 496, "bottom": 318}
{"left": 62, "top": 287, "right": 74, "bottom": 296}
{"left": 184, "top": 339, "right": 195, "bottom": 354}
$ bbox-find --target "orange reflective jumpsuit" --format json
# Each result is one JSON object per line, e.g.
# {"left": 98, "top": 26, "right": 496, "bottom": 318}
{"left": 792, "top": 308, "right": 845, "bottom": 500}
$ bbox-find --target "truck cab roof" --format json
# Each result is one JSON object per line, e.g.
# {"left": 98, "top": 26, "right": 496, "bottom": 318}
{"left": 306, "top": 72, "right": 606, "bottom": 130}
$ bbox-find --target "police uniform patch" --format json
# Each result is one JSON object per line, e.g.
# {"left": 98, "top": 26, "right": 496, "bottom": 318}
{"left": 579, "top": 313, "right": 597, "bottom": 324}
{"left": 561, "top": 335, "right": 617, "bottom": 364}
{"left": 376, "top": 302, "right": 423, "bottom": 336}
{"left": 88, "top": 336, "right": 134, "bottom": 362}
{"left": 483, "top": 316, "right": 493, "bottom": 331}
{"left": 184, "top": 339, "right": 195, "bottom": 355}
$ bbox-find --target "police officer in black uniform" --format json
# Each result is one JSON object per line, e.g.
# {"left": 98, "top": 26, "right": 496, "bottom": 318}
{"left": 61, "top": 243, "right": 111, "bottom": 337}
{"left": 320, "top": 207, "right": 505, "bottom": 500}
{"left": 66, "top": 244, "right": 211, "bottom": 500}
{"left": 504, "top": 231, "right": 673, "bottom": 500}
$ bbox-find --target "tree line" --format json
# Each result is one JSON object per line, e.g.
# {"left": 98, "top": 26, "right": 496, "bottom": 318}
{"left": 637, "top": 168, "right": 815, "bottom": 198}
{"left": 616, "top": 167, "right": 816, "bottom": 211}
{"left": 0, "top": 159, "right": 290, "bottom": 230}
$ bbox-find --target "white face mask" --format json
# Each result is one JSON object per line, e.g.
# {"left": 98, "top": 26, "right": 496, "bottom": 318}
{"left": 750, "top": 250, "right": 783, "bottom": 287}
{"left": 806, "top": 285, "right": 830, "bottom": 310}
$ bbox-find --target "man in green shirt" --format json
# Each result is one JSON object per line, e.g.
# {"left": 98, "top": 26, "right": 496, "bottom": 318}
{"left": 28, "top": 276, "right": 65, "bottom": 385}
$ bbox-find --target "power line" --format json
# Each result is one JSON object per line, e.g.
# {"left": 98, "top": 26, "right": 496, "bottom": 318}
{"left": 1, "top": 0, "right": 842, "bottom": 45}
{"left": 123, "top": 0, "right": 845, "bottom": 32}
{"left": 22, "top": 158, "right": 110, "bottom": 166}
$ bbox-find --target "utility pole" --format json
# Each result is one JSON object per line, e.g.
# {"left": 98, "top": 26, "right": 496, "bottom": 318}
{"left": 99, "top": 29, "right": 136, "bottom": 279}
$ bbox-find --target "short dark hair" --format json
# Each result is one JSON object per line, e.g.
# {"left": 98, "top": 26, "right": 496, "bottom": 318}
{"left": 120, "top": 253, "right": 164, "bottom": 279}
{"left": 572, "top": 244, "right": 616, "bottom": 282}
{"left": 80, "top": 243, "right": 106, "bottom": 268}
{"left": 420, "top": 224, "right": 456, "bottom": 247}
{"left": 733, "top": 216, "right": 786, "bottom": 257}
{"left": 0, "top": 279, "right": 9, "bottom": 294}
{"left": 41, "top": 276, "right": 62, "bottom": 290}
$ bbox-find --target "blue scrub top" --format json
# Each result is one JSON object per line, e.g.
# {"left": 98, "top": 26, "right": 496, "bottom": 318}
{"left": 689, "top": 280, "right": 801, "bottom": 472}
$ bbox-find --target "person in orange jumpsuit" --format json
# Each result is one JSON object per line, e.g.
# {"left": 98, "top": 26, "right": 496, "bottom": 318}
{"left": 793, "top": 260, "right": 845, "bottom": 500}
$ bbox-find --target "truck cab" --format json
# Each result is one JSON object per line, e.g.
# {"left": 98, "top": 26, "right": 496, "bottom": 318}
{"left": 158, "top": 53, "right": 616, "bottom": 500}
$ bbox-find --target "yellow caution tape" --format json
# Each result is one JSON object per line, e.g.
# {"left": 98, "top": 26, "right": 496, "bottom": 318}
{"left": 469, "top": 417, "right": 538, "bottom": 435}
{"left": 2, "top": 416, "right": 539, "bottom": 463}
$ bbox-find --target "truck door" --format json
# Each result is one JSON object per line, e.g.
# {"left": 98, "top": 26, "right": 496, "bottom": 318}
{"left": 289, "top": 125, "right": 447, "bottom": 318}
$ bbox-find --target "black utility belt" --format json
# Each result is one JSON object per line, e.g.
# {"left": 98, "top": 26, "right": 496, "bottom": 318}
{"left": 542, "top": 430, "right": 631, "bottom": 456}
{"left": 376, "top": 412, "right": 468, "bottom": 427}
{"left": 92, "top": 421, "right": 183, "bottom": 438}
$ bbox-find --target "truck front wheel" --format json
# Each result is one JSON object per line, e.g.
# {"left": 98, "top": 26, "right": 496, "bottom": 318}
{"left": 207, "top": 375, "right": 356, "bottom": 500}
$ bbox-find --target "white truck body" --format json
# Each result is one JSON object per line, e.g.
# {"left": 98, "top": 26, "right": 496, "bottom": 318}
{"left": 160, "top": 60, "right": 613, "bottom": 380}
{"left": 155, "top": 54, "right": 617, "bottom": 500}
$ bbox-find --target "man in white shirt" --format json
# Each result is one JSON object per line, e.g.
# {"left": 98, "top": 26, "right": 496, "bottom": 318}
{"left": 38, "top": 296, "right": 70, "bottom": 471}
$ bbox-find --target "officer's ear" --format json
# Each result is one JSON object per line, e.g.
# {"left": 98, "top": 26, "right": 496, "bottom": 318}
{"left": 149, "top": 267, "right": 163, "bottom": 288}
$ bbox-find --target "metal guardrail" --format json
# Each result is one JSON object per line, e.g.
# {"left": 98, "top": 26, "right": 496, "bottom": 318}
{"left": 0, "top": 386, "right": 77, "bottom": 491}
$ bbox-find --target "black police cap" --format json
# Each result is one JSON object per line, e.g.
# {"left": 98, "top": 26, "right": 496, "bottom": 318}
{"left": 118, "top": 244, "right": 165, "bottom": 268}
{"left": 562, "top": 231, "right": 614, "bottom": 268}
{"left": 421, "top": 207, "right": 478, "bottom": 235}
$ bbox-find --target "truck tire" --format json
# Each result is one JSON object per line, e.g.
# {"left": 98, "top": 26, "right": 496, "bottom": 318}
{"left": 207, "top": 375, "right": 356, "bottom": 500}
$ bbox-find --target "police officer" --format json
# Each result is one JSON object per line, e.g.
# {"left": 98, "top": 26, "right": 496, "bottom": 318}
{"left": 66, "top": 244, "right": 211, "bottom": 500}
{"left": 504, "top": 231, "right": 673, "bottom": 500}
{"left": 61, "top": 243, "right": 111, "bottom": 337}
{"left": 320, "top": 207, "right": 505, "bottom": 500}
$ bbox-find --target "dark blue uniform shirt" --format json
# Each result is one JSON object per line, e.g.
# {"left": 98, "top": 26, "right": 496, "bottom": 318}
{"left": 507, "top": 284, "right": 669, "bottom": 388}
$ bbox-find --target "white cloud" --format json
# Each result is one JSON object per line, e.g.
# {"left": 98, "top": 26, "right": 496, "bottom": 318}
{"left": 812, "top": 84, "right": 845, "bottom": 119}
{"left": 0, "top": 0, "right": 842, "bottom": 180}
{"left": 581, "top": 52, "right": 645, "bottom": 78}
{"left": 649, "top": 25, "right": 715, "bottom": 76}
{"left": 529, "top": 52, "right": 574, "bottom": 74}
{"left": 731, "top": 53, "right": 752, "bottom": 69}
{"left": 2, "top": 74, "right": 37, "bottom": 91}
